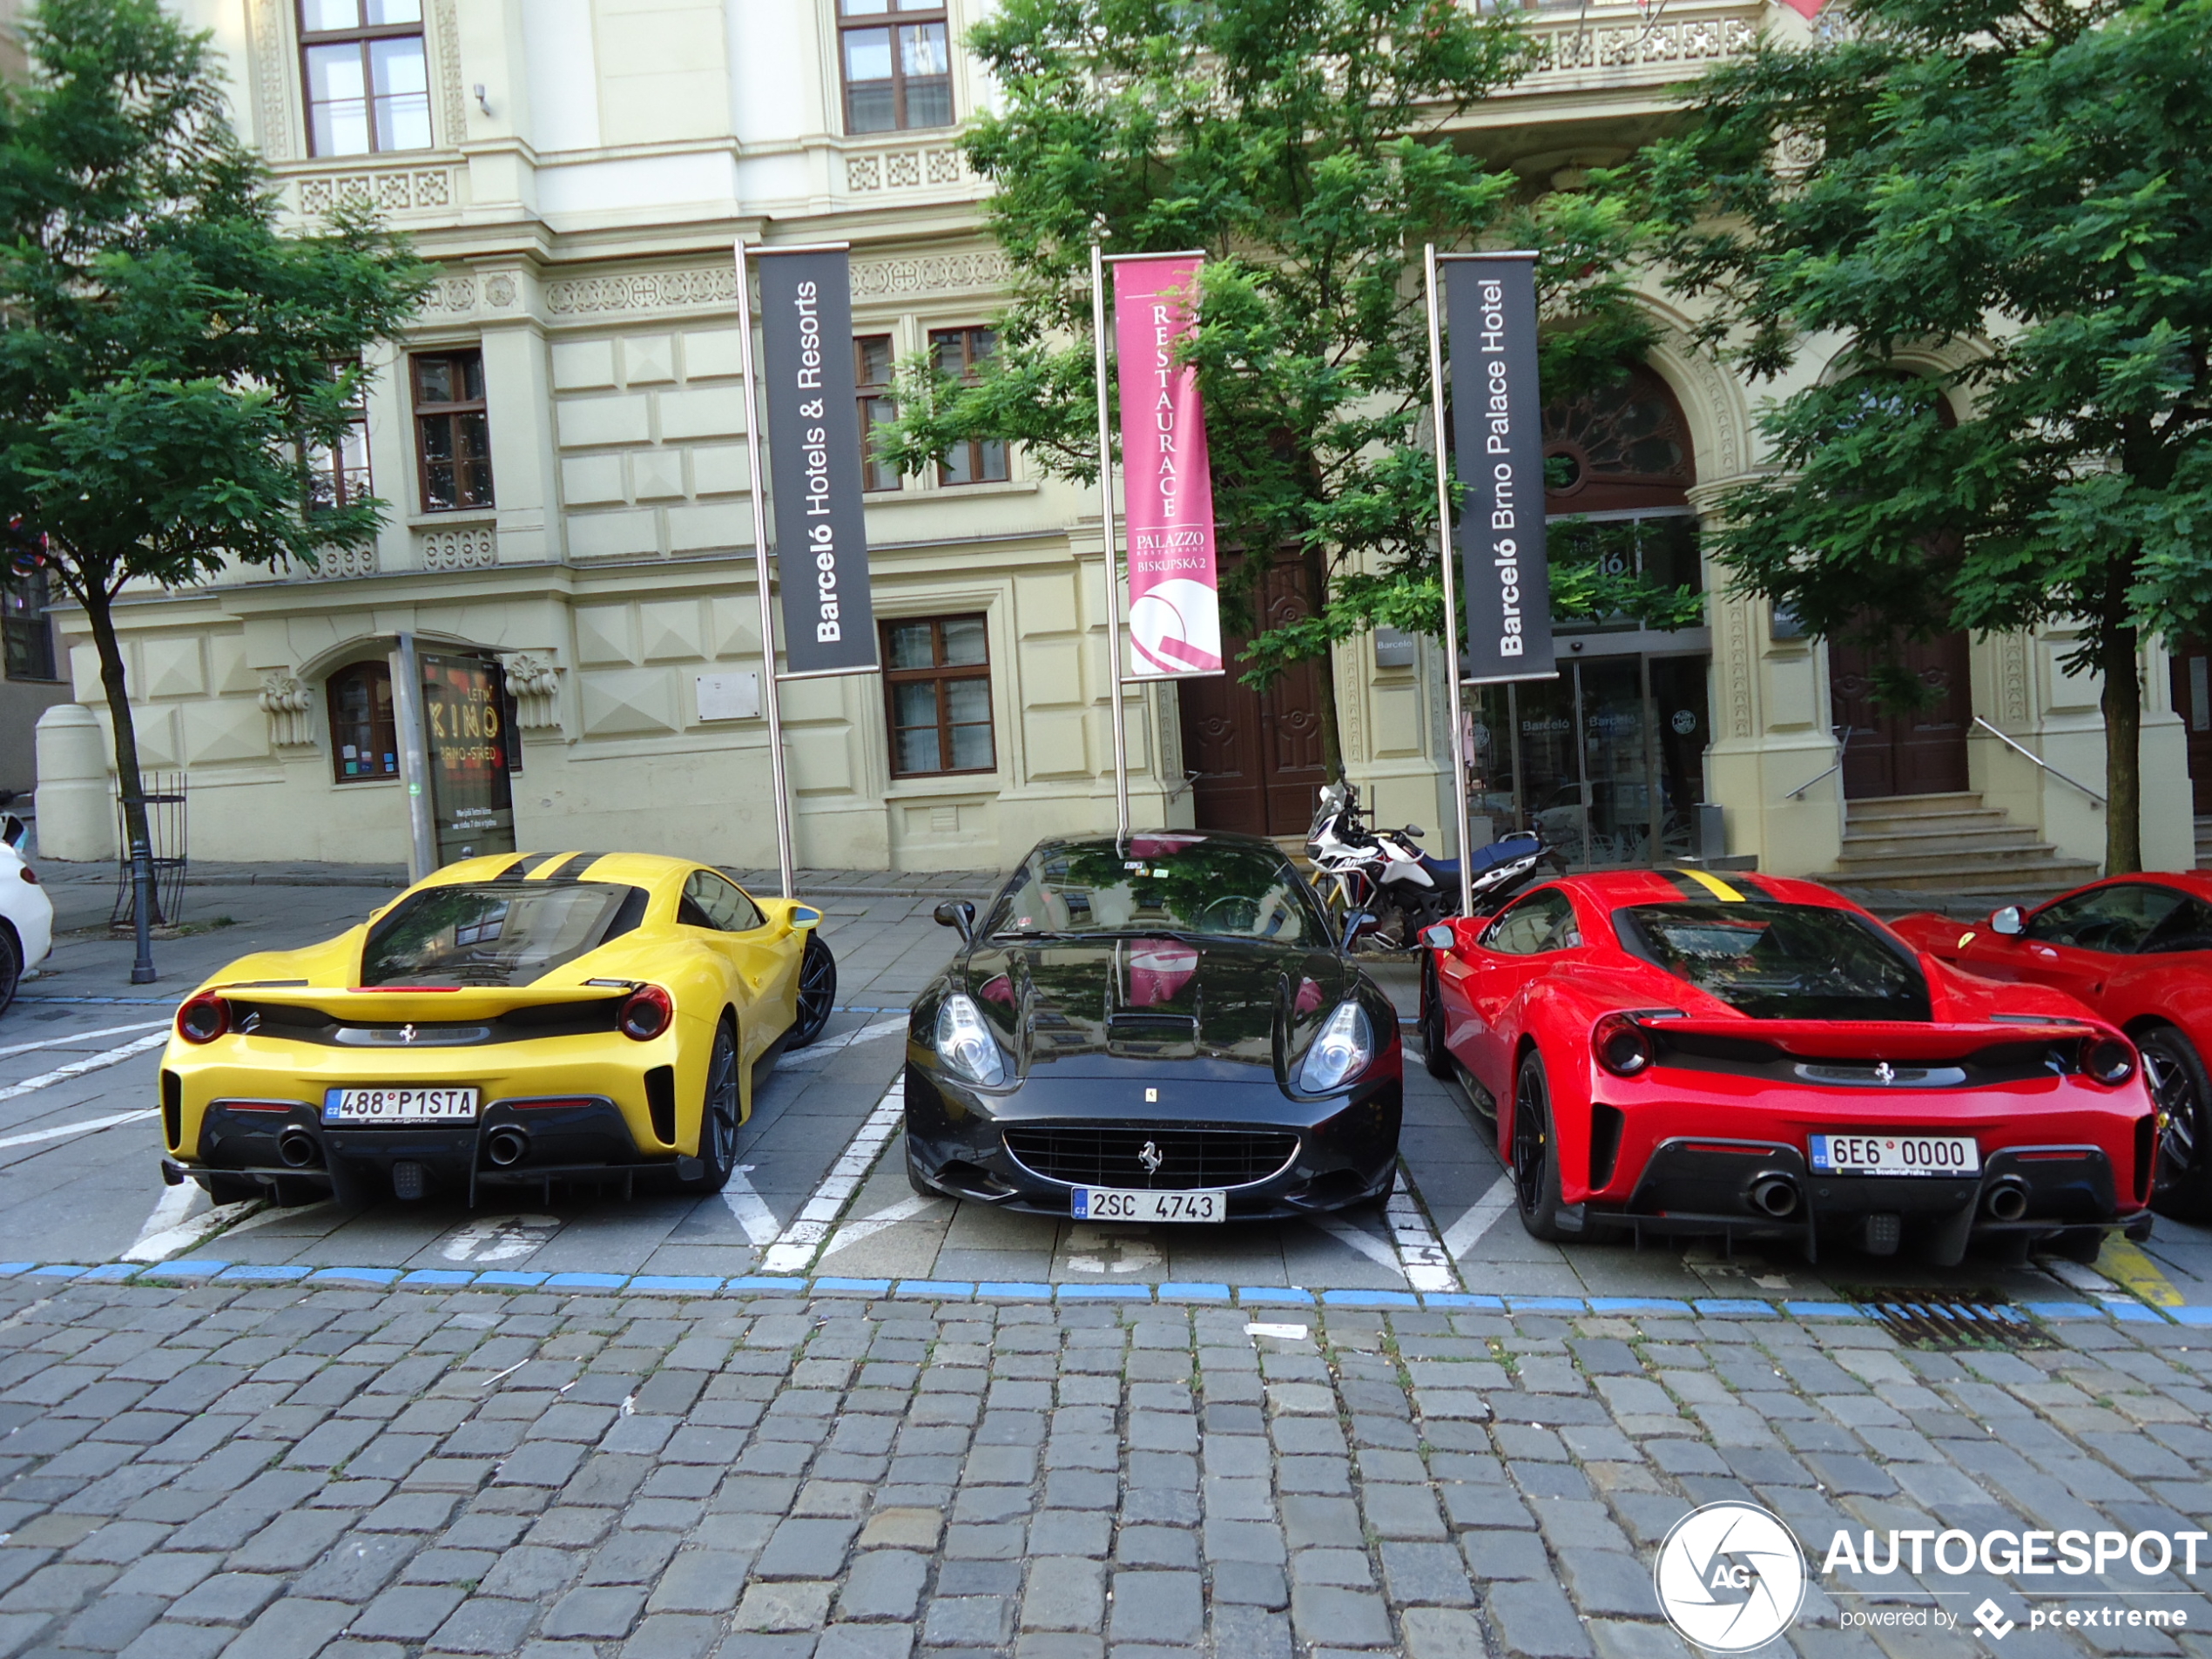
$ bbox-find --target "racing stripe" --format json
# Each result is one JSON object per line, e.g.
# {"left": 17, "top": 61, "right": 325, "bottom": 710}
{"left": 1729, "top": 871, "right": 1782, "bottom": 900}
{"left": 538, "top": 852, "right": 604, "bottom": 881}
{"left": 1652, "top": 869, "right": 1708, "bottom": 901}
{"left": 521, "top": 852, "right": 575, "bottom": 878}
{"left": 1671, "top": 867, "right": 1747, "bottom": 903}
{"left": 487, "top": 854, "right": 536, "bottom": 881}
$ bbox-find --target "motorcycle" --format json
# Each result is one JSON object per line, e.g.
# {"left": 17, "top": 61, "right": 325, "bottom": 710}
{"left": 1305, "top": 781, "right": 1558, "bottom": 949}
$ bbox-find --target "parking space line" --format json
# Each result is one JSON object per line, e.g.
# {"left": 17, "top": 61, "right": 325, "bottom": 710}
{"left": 719, "top": 1167, "right": 783, "bottom": 1245}
{"left": 1310, "top": 1215, "right": 1403, "bottom": 1274}
{"left": 759, "top": 1076, "right": 906, "bottom": 1275}
{"left": 777, "top": 1016, "right": 907, "bottom": 1072}
{"left": 0, "top": 1108, "right": 156, "bottom": 1152}
{"left": 1440, "top": 1172, "right": 1514, "bottom": 1260}
{"left": 1385, "top": 1177, "right": 1460, "bottom": 1292}
{"left": 819, "top": 1193, "right": 937, "bottom": 1259}
{"left": 0, "top": 1020, "right": 169, "bottom": 1062}
{"left": 0, "top": 1033, "right": 170, "bottom": 1103}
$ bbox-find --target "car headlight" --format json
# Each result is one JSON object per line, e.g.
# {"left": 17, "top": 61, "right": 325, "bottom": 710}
{"left": 1298, "top": 1000, "right": 1373, "bottom": 1093}
{"left": 935, "top": 993, "right": 1007, "bottom": 1089}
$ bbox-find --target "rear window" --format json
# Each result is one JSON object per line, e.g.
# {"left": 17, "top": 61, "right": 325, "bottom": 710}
{"left": 361, "top": 882, "right": 646, "bottom": 988}
{"left": 1614, "top": 901, "right": 1931, "bottom": 1022}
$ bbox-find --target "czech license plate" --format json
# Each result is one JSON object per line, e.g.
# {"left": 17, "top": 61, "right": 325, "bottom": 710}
{"left": 1072, "top": 1186, "right": 1224, "bottom": 1223}
{"left": 1809, "top": 1133, "right": 1979, "bottom": 1177}
{"left": 323, "top": 1087, "right": 479, "bottom": 1125}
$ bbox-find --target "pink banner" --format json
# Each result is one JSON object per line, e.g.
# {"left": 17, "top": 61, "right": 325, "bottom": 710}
{"left": 1113, "top": 255, "right": 1223, "bottom": 678}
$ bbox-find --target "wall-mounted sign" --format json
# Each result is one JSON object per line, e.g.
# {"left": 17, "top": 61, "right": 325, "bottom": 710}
{"left": 1445, "top": 256, "right": 1554, "bottom": 683}
{"left": 759, "top": 248, "right": 879, "bottom": 678}
{"left": 419, "top": 650, "right": 516, "bottom": 867}
{"left": 698, "top": 671, "right": 761, "bottom": 722}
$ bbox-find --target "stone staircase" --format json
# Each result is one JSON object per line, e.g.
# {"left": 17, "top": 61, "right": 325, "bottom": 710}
{"left": 1831, "top": 792, "right": 2101, "bottom": 898}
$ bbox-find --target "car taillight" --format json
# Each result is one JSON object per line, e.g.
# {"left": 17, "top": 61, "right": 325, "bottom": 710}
{"left": 619, "top": 985, "right": 673, "bottom": 1041}
{"left": 17, "top": 866, "right": 35, "bottom": 885}
{"left": 177, "top": 995, "right": 229, "bottom": 1044}
{"left": 1593, "top": 1012, "right": 1654, "bottom": 1078}
{"left": 2080, "top": 1035, "right": 2134, "bottom": 1086}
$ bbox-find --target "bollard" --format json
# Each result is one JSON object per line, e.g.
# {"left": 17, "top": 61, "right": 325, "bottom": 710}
{"left": 129, "top": 833, "right": 155, "bottom": 984}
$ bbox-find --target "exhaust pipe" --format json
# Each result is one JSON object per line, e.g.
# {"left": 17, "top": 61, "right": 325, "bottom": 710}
{"left": 1750, "top": 1175, "right": 1800, "bottom": 1218}
{"left": 484, "top": 1126, "right": 529, "bottom": 1169}
{"left": 276, "top": 1128, "right": 318, "bottom": 1169}
{"left": 1985, "top": 1179, "right": 2029, "bottom": 1222}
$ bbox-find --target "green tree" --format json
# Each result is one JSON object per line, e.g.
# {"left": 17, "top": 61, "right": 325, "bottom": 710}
{"left": 881, "top": 0, "right": 1675, "bottom": 780}
{"left": 0, "top": 0, "right": 433, "bottom": 886}
{"left": 1648, "top": 0, "right": 2212, "bottom": 873}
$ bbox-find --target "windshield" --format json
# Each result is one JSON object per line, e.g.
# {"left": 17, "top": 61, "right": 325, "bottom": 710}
{"left": 1615, "top": 901, "right": 1931, "bottom": 1022}
{"left": 361, "top": 882, "right": 645, "bottom": 987}
{"left": 985, "top": 839, "right": 1329, "bottom": 946}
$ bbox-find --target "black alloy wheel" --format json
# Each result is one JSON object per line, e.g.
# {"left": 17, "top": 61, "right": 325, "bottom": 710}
{"left": 1511, "top": 1051, "right": 1569, "bottom": 1242}
{"left": 2139, "top": 1024, "right": 2212, "bottom": 1223}
{"left": 681, "top": 1020, "right": 740, "bottom": 1193}
{"left": 1420, "top": 955, "right": 1453, "bottom": 1080}
{"left": 787, "top": 934, "right": 838, "bottom": 1050}
{"left": 0, "top": 926, "right": 20, "bottom": 1018}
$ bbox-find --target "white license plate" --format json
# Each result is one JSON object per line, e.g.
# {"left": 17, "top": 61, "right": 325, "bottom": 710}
{"left": 1072, "top": 1186, "right": 1223, "bottom": 1223}
{"left": 323, "top": 1087, "right": 480, "bottom": 1125}
{"left": 1809, "top": 1133, "right": 1979, "bottom": 1177}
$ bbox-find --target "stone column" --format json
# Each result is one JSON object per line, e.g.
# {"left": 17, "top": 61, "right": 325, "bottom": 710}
{"left": 33, "top": 703, "right": 115, "bottom": 862}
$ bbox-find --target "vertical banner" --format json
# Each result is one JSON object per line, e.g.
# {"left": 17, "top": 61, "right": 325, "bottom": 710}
{"left": 1110, "top": 255, "right": 1223, "bottom": 680}
{"left": 758, "top": 249, "right": 878, "bottom": 677}
{"left": 417, "top": 650, "right": 516, "bottom": 867}
{"left": 1444, "top": 257, "right": 1553, "bottom": 682}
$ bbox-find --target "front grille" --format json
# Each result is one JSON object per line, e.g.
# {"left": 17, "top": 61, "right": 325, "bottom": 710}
{"left": 1003, "top": 1123, "right": 1299, "bottom": 1190}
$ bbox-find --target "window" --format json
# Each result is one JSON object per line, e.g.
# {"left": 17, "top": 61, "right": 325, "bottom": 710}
{"left": 328, "top": 662, "right": 400, "bottom": 783}
{"left": 882, "top": 615, "right": 994, "bottom": 777}
{"left": 855, "top": 336, "right": 900, "bottom": 492}
{"left": 299, "top": 0, "right": 431, "bottom": 157}
{"left": 838, "top": 0, "right": 951, "bottom": 134}
{"left": 2026, "top": 882, "right": 2189, "bottom": 954}
{"left": 307, "top": 363, "right": 372, "bottom": 514}
{"left": 679, "top": 871, "right": 767, "bottom": 934}
{"left": 1480, "top": 888, "right": 1582, "bottom": 955}
{"left": 2, "top": 560, "right": 56, "bottom": 682}
{"left": 412, "top": 350, "right": 494, "bottom": 512}
{"left": 930, "top": 327, "right": 1008, "bottom": 486}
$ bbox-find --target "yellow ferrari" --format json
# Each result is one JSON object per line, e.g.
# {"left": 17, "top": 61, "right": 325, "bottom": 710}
{"left": 156, "top": 851, "right": 835, "bottom": 1207}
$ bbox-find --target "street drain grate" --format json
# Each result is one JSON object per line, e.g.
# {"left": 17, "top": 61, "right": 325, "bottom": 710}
{"left": 1844, "top": 1291, "right": 2057, "bottom": 1351}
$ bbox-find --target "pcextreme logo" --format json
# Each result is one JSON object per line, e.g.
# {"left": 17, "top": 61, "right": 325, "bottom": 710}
{"left": 1655, "top": 1502, "right": 1809, "bottom": 1652}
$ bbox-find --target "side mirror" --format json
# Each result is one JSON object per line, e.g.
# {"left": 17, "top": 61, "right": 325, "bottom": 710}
{"left": 1402, "top": 825, "right": 1426, "bottom": 839}
{"left": 1990, "top": 906, "right": 2025, "bottom": 937}
{"left": 789, "top": 905, "right": 822, "bottom": 931}
{"left": 934, "top": 900, "right": 976, "bottom": 944}
{"left": 1420, "top": 921, "right": 1455, "bottom": 951}
{"left": 1342, "top": 910, "right": 1379, "bottom": 953}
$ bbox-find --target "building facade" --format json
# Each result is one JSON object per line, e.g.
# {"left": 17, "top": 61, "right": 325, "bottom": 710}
{"left": 28, "top": 0, "right": 2201, "bottom": 883}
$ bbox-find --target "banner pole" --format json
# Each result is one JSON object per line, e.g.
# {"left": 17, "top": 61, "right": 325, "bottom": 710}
{"left": 1089, "top": 239, "right": 1131, "bottom": 842}
{"left": 735, "top": 241, "right": 797, "bottom": 900}
{"left": 1424, "top": 245, "right": 1475, "bottom": 920}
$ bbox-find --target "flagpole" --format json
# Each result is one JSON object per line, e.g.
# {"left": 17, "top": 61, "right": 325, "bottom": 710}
{"left": 1089, "top": 238, "right": 1132, "bottom": 842}
{"left": 735, "top": 240, "right": 796, "bottom": 900}
{"left": 1425, "top": 245, "right": 1475, "bottom": 919}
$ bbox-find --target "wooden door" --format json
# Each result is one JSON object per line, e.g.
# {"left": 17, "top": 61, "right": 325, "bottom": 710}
{"left": 1829, "top": 631, "right": 1973, "bottom": 798}
{"left": 1178, "top": 558, "right": 1329, "bottom": 835}
{"left": 2169, "top": 643, "right": 2212, "bottom": 814}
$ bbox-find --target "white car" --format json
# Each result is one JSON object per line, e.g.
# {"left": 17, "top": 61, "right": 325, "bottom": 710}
{"left": 0, "top": 816, "right": 53, "bottom": 1015}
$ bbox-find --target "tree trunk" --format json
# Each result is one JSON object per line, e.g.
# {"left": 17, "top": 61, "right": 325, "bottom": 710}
{"left": 82, "top": 582, "right": 162, "bottom": 923}
{"left": 2101, "top": 623, "right": 2141, "bottom": 875}
{"left": 1305, "top": 542, "right": 1345, "bottom": 782}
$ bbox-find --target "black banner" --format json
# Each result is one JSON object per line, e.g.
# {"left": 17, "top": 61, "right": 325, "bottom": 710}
{"left": 759, "top": 250, "right": 878, "bottom": 677}
{"left": 1445, "top": 257, "right": 1553, "bottom": 682}
{"left": 418, "top": 651, "right": 516, "bottom": 867}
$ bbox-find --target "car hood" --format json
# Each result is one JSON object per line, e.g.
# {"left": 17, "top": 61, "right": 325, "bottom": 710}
{"left": 959, "top": 934, "right": 1358, "bottom": 1080}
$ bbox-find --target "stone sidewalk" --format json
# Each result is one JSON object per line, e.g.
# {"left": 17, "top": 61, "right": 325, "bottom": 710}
{"left": 0, "top": 1276, "right": 2206, "bottom": 1659}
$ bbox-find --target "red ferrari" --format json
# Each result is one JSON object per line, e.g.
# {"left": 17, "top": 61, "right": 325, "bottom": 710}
{"left": 1418, "top": 867, "right": 2157, "bottom": 1264}
{"left": 1891, "top": 873, "right": 2212, "bottom": 1222}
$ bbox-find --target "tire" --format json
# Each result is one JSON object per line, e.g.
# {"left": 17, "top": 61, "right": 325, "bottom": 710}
{"left": 2047, "top": 1226, "right": 2106, "bottom": 1265}
{"left": 679, "top": 1021, "right": 740, "bottom": 1195}
{"left": 0, "top": 926, "right": 19, "bottom": 1019}
{"left": 905, "top": 1140, "right": 938, "bottom": 1199}
{"left": 786, "top": 933, "right": 837, "bottom": 1050}
{"left": 1510, "top": 1050, "right": 1571, "bottom": 1242}
{"left": 1420, "top": 956, "right": 1453, "bottom": 1080}
{"left": 2139, "top": 1024, "right": 2212, "bottom": 1223}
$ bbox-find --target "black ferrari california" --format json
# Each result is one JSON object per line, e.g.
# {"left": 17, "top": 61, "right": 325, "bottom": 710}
{"left": 903, "top": 831, "right": 1403, "bottom": 1220}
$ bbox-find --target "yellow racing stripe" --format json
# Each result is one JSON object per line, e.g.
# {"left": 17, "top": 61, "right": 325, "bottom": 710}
{"left": 1674, "top": 867, "right": 1746, "bottom": 903}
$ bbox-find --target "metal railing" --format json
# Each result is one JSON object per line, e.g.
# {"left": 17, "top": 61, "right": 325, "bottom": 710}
{"left": 1784, "top": 726, "right": 1851, "bottom": 801}
{"left": 1973, "top": 718, "right": 2107, "bottom": 809}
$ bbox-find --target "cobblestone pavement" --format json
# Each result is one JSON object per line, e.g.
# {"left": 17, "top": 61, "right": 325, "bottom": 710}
{"left": 0, "top": 1275, "right": 2207, "bottom": 1659}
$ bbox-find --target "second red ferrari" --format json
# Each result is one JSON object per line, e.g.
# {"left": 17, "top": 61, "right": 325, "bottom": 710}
{"left": 1419, "top": 867, "right": 2156, "bottom": 1263}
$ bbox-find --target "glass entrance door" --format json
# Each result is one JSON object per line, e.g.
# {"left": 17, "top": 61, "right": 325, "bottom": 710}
{"left": 1470, "top": 654, "right": 1710, "bottom": 869}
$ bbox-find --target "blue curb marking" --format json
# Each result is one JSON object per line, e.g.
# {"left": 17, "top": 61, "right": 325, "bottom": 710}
{"left": 2, "top": 1258, "right": 2192, "bottom": 1325}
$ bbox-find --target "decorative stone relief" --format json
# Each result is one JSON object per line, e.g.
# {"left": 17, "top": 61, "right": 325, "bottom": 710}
{"left": 846, "top": 147, "right": 968, "bottom": 193}
{"left": 850, "top": 251, "right": 1014, "bottom": 299}
{"left": 421, "top": 525, "right": 497, "bottom": 572}
{"left": 258, "top": 674, "right": 317, "bottom": 749}
{"left": 482, "top": 274, "right": 518, "bottom": 309}
{"left": 296, "top": 168, "right": 454, "bottom": 219}
{"left": 1722, "top": 597, "right": 1756, "bottom": 738}
{"left": 1998, "top": 632, "right": 2032, "bottom": 727}
{"left": 247, "top": 0, "right": 296, "bottom": 160}
{"left": 501, "top": 653, "right": 563, "bottom": 732}
{"left": 308, "top": 544, "right": 378, "bottom": 580}
{"left": 419, "top": 273, "right": 478, "bottom": 315}
{"left": 545, "top": 266, "right": 740, "bottom": 316}
{"left": 1533, "top": 9, "right": 1757, "bottom": 76}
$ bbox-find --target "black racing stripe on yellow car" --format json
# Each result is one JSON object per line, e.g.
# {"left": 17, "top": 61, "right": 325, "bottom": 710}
{"left": 520, "top": 852, "right": 573, "bottom": 878}
{"left": 540, "top": 852, "right": 604, "bottom": 881}
{"left": 486, "top": 854, "right": 535, "bottom": 881}
{"left": 1664, "top": 867, "right": 1748, "bottom": 903}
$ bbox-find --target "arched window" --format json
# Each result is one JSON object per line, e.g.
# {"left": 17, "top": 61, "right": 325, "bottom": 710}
{"left": 328, "top": 662, "right": 400, "bottom": 783}
{"left": 1543, "top": 362, "right": 1695, "bottom": 514}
